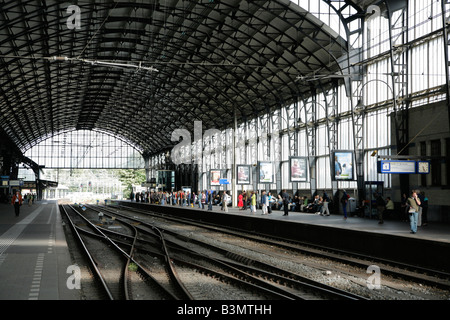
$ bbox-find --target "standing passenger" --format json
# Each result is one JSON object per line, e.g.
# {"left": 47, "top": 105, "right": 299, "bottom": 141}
{"left": 407, "top": 190, "right": 421, "bottom": 234}
{"left": 250, "top": 191, "right": 257, "bottom": 213}
{"left": 201, "top": 191, "right": 206, "bottom": 209}
{"left": 313, "top": 195, "right": 322, "bottom": 214}
{"left": 261, "top": 191, "right": 268, "bottom": 215}
{"left": 238, "top": 193, "right": 244, "bottom": 210}
{"left": 385, "top": 197, "right": 394, "bottom": 219}
{"left": 375, "top": 192, "right": 386, "bottom": 224}
{"left": 341, "top": 190, "right": 349, "bottom": 220}
{"left": 321, "top": 192, "right": 330, "bottom": 216}
{"left": 417, "top": 190, "right": 424, "bottom": 227}
{"left": 267, "top": 192, "right": 272, "bottom": 214}
{"left": 11, "top": 191, "right": 23, "bottom": 217}
{"left": 222, "top": 192, "right": 229, "bottom": 212}
{"left": 281, "top": 190, "right": 289, "bottom": 216}
{"left": 207, "top": 191, "right": 213, "bottom": 211}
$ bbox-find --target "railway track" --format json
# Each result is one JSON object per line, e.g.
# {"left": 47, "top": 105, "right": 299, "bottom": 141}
{"left": 60, "top": 204, "right": 184, "bottom": 300}
{"left": 61, "top": 204, "right": 366, "bottom": 300}
{"left": 108, "top": 203, "right": 450, "bottom": 294}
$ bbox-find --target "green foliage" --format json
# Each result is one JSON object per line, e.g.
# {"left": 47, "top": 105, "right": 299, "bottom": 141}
{"left": 117, "top": 169, "right": 146, "bottom": 199}
{"left": 128, "top": 262, "right": 138, "bottom": 272}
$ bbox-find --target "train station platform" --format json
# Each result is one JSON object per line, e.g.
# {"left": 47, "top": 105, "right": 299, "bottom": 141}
{"left": 116, "top": 200, "right": 450, "bottom": 273}
{"left": 0, "top": 200, "right": 79, "bottom": 300}
{"left": 2, "top": 198, "right": 447, "bottom": 301}
{"left": 207, "top": 206, "right": 450, "bottom": 244}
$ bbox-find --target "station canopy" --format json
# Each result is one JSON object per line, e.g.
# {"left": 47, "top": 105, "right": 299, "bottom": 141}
{"left": 0, "top": 0, "right": 369, "bottom": 157}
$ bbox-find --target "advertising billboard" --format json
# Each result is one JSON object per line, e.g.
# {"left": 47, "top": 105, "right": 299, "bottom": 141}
{"left": 236, "top": 165, "right": 251, "bottom": 185}
{"left": 332, "top": 151, "right": 354, "bottom": 181}
{"left": 210, "top": 169, "right": 221, "bottom": 186}
{"left": 258, "top": 161, "right": 273, "bottom": 184}
{"left": 289, "top": 157, "right": 308, "bottom": 182}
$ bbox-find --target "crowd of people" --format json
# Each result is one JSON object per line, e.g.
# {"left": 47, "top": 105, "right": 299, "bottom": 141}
{"left": 130, "top": 189, "right": 372, "bottom": 218}
{"left": 6, "top": 191, "right": 36, "bottom": 217}
{"left": 236, "top": 190, "right": 333, "bottom": 216}
{"left": 130, "top": 188, "right": 429, "bottom": 234}
{"left": 359, "top": 189, "right": 428, "bottom": 234}
{"left": 130, "top": 190, "right": 231, "bottom": 211}
{"left": 3, "top": 186, "right": 429, "bottom": 236}
{"left": 1, "top": 191, "right": 36, "bottom": 205}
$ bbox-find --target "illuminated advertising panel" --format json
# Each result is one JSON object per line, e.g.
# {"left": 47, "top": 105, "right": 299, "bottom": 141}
{"left": 236, "top": 165, "right": 251, "bottom": 185}
{"left": 289, "top": 157, "right": 308, "bottom": 182}
{"left": 332, "top": 151, "right": 354, "bottom": 181}
{"left": 210, "top": 169, "right": 221, "bottom": 186}
{"left": 258, "top": 161, "right": 273, "bottom": 184}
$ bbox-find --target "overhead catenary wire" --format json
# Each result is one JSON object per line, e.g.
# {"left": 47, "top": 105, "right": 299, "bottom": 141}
{"left": 76, "top": 1, "right": 119, "bottom": 60}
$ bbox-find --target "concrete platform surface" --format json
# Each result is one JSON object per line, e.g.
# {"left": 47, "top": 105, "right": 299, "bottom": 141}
{"left": 161, "top": 203, "right": 450, "bottom": 244}
{"left": 0, "top": 201, "right": 79, "bottom": 300}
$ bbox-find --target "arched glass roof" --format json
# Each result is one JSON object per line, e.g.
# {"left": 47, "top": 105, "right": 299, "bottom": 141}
{"left": 0, "top": 0, "right": 372, "bottom": 157}
{"left": 24, "top": 130, "right": 144, "bottom": 169}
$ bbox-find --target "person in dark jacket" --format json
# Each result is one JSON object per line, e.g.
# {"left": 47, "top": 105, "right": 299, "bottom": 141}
{"left": 281, "top": 190, "right": 289, "bottom": 216}
{"left": 374, "top": 192, "right": 386, "bottom": 224}
{"left": 207, "top": 191, "right": 213, "bottom": 211}
{"left": 11, "top": 191, "right": 23, "bottom": 217}
{"left": 341, "top": 190, "right": 349, "bottom": 220}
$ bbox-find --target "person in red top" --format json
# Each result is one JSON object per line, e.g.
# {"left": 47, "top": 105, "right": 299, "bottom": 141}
{"left": 11, "top": 190, "right": 23, "bottom": 217}
{"left": 238, "top": 193, "right": 244, "bottom": 210}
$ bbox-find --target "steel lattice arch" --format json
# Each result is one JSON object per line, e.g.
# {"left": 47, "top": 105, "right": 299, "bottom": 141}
{"left": 0, "top": 0, "right": 369, "bottom": 156}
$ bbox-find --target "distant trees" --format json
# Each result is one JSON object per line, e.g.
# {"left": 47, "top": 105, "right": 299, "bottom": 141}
{"left": 117, "top": 169, "right": 146, "bottom": 199}
{"left": 42, "top": 168, "right": 145, "bottom": 198}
